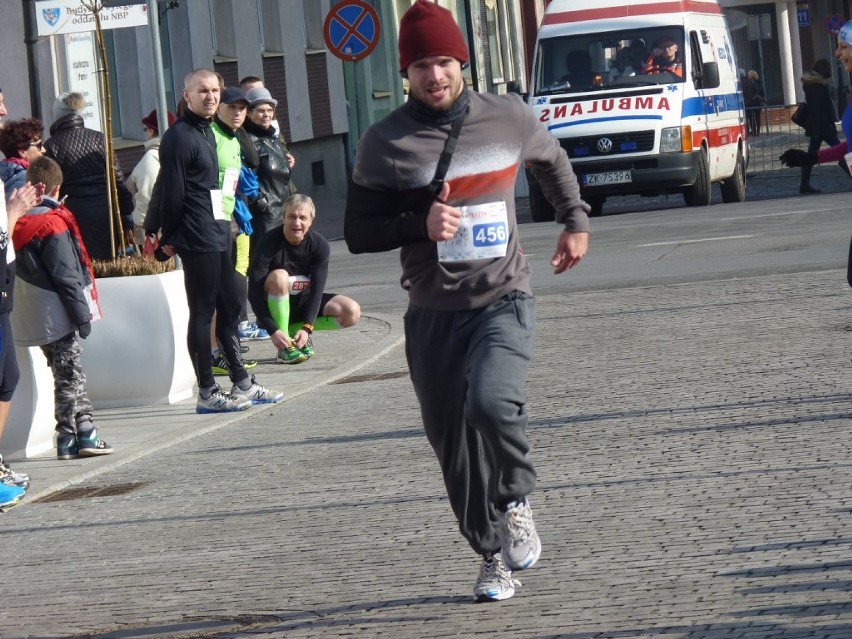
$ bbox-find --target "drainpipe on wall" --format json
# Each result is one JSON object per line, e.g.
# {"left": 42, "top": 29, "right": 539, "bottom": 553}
{"left": 22, "top": 0, "right": 42, "bottom": 119}
{"left": 462, "top": 0, "right": 480, "bottom": 91}
{"left": 147, "top": 0, "right": 170, "bottom": 135}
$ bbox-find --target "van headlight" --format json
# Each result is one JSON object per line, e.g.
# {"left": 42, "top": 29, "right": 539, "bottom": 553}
{"left": 660, "top": 127, "right": 681, "bottom": 153}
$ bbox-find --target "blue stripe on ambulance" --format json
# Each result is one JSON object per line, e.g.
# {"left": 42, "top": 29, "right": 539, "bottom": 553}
{"left": 548, "top": 114, "right": 663, "bottom": 132}
{"left": 681, "top": 93, "right": 744, "bottom": 117}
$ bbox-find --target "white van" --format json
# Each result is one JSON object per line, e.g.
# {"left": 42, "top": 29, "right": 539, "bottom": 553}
{"left": 526, "top": 0, "right": 747, "bottom": 219}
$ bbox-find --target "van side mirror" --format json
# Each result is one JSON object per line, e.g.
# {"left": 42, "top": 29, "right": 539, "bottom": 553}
{"left": 700, "top": 62, "right": 720, "bottom": 89}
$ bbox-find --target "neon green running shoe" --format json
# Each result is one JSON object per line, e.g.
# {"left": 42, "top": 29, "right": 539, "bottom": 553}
{"left": 212, "top": 351, "right": 257, "bottom": 376}
{"left": 300, "top": 337, "right": 314, "bottom": 360}
{"left": 277, "top": 345, "right": 307, "bottom": 365}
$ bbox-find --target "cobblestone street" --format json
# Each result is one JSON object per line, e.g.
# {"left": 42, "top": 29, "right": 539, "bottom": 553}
{"left": 3, "top": 268, "right": 851, "bottom": 638}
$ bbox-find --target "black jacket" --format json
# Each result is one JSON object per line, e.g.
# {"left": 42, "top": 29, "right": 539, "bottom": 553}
{"left": 742, "top": 76, "right": 761, "bottom": 107}
{"left": 248, "top": 227, "right": 330, "bottom": 336}
{"left": 44, "top": 114, "right": 135, "bottom": 260}
{"left": 802, "top": 71, "right": 839, "bottom": 140}
{"left": 242, "top": 118, "right": 291, "bottom": 239}
{"left": 157, "top": 108, "right": 229, "bottom": 253}
{"left": 145, "top": 122, "right": 259, "bottom": 237}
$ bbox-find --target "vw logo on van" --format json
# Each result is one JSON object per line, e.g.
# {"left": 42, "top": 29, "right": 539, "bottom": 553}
{"left": 596, "top": 138, "right": 613, "bottom": 153}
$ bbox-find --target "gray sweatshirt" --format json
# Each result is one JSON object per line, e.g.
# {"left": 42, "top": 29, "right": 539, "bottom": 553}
{"left": 346, "top": 90, "right": 589, "bottom": 312}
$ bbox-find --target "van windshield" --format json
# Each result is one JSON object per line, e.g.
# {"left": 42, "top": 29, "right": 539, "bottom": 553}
{"left": 534, "top": 27, "right": 687, "bottom": 95}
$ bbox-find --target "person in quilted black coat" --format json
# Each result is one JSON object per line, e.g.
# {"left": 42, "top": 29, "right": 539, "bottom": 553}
{"left": 44, "top": 92, "right": 135, "bottom": 260}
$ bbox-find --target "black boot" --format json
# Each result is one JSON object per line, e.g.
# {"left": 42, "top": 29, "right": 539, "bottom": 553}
{"left": 800, "top": 166, "right": 820, "bottom": 194}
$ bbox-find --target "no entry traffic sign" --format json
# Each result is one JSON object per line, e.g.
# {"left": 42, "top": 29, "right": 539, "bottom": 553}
{"left": 324, "top": 0, "right": 381, "bottom": 62}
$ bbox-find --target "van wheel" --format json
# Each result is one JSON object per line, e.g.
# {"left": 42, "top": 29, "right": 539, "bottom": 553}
{"left": 529, "top": 189, "right": 556, "bottom": 222}
{"left": 587, "top": 196, "right": 604, "bottom": 217}
{"left": 683, "top": 147, "right": 711, "bottom": 207}
{"left": 720, "top": 149, "right": 746, "bottom": 203}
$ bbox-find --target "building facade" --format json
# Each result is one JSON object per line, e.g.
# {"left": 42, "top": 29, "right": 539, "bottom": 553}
{"left": 4, "top": 1, "right": 351, "bottom": 201}
{"left": 718, "top": 0, "right": 843, "bottom": 107}
{"left": 2, "top": 1, "right": 849, "bottom": 204}
{"left": 2, "top": 1, "right": 535, "bottom": 203}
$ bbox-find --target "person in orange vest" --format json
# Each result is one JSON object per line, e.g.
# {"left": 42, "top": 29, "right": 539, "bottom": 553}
{"left": 642, "top": 37, "right": 683, "bottom": 77}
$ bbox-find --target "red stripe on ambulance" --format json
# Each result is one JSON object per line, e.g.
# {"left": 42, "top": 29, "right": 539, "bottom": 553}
{"left": 542, "top": 1, "right": 721, "bottom": 26}
{"left": 691, "top": 124, "right": 745, "bottom": 150}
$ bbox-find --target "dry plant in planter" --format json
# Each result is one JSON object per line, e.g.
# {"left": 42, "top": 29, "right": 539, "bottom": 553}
{"left": 91, "top": 255, "right": 177, "bottom": 279}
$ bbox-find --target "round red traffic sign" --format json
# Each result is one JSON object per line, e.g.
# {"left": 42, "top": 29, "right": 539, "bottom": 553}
{"left": 324, "top": 0, "right": 381, "bottom": 62}
{"left": 826, "top": 14, "right": 845, "bottom": 34}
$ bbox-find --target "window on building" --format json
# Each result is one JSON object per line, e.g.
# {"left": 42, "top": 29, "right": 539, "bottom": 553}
{"left": 485, "top": 0, "right": 505, "bottom": 83}
{"left": 304, "top": 2, "right": 325, "bottom": 50}
{"left": 259, "top": 0, "right": 283, "bottom": 52}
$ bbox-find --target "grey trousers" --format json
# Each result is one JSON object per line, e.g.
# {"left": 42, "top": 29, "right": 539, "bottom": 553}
{"left": 404, "top": 290, "right": 537, "bottom": 556}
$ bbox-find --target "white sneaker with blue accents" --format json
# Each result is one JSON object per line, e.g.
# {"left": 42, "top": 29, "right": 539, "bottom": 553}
{"left": 499, "top": 498, "right": 541, "bottom": 571}
{"left": 474, "top": 552, "right": 519, "bottom": 602}
{"left": 196, "top": 386, "right": 252, "bottom": 414}
{"left": 230, "top": 376, "right": 284, "bottom": 405}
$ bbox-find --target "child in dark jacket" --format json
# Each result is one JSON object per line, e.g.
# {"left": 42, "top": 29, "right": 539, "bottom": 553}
{"left": 11, "top": 156, "right": 113, "bottom": 460}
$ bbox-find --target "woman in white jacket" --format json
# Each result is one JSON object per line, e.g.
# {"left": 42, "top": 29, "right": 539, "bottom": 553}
{"left": 127, "top": 109, "right": 174, "bottom": 246}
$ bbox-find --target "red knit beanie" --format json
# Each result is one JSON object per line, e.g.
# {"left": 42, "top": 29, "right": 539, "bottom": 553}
{"left": 398, "top": 0, "right": 469, "bottom": 74}
{"left": 141, "top": 108, "right": 176, "bottom": 135}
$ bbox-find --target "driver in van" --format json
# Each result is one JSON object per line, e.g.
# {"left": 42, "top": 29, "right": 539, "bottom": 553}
{"left": 642, "top": 38, "right": 683, "bottom": 77}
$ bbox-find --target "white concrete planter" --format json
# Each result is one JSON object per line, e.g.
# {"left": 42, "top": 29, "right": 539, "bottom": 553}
{"left": 81, "top": 270, "right": 195, "bottom": 409}
{"left": 1, "top": 346, "right": 56, "bottom": 459}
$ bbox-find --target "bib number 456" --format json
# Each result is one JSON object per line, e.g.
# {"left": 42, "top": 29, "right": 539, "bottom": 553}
{"left": 473, "top": 222, "right": 508, "bottom": 247}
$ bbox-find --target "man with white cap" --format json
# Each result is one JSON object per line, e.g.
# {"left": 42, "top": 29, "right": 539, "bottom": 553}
{"left": 345, "top": 0, "right": 589, "bottom": 602}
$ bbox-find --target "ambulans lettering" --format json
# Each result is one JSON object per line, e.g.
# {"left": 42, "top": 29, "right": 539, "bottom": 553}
{"left": 539, "top": 96, "right": 671, "bottom": 122}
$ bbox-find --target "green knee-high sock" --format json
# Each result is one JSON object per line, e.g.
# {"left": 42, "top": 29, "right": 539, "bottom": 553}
{"left": 267, "top": 295, "right": 291, "bottom": 339}
{"left": 288, "top": 315, "right": 341, "bottom": 335}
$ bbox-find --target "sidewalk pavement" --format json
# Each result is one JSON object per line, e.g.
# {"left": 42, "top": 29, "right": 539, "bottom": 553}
{"left": 11, "top": 313, "right": 405, "bottom": 505}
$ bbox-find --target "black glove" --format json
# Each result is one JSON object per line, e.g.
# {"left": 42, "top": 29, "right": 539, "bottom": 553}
{"left": 779, "top": 149, "right": 818, "bottom": 168}
{"left": 78, "top": 322, "right": 91, "bottom": 339}
{"left": 153, "top": 245, "right": 170, "bottom": 262}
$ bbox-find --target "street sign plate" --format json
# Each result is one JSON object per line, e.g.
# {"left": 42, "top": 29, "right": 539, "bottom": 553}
{"left": 323, "top": 0, "right": 381, "bottom": 62}
{"left": 35, "top": 1, "right": 149, "bottom": 36}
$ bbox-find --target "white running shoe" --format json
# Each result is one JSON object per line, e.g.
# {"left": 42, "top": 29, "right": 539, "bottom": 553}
{"left": 0, "top": 454, "right": 30, "bottom": 490}
{"left": 500, "top": 498, "right": 541, "bottom": 571}
{"left": 196, "top": 386, "right": 252, "bottom": 414}
{"left": 230, "top": 375, "right": 284, "bottom": 405}
{"left": 473, "top": 552, "right": 519, "bottom": 602}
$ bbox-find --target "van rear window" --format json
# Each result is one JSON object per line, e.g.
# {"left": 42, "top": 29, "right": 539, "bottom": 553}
{"left": 534, "top": 27, "right": 686, "bottom": 95}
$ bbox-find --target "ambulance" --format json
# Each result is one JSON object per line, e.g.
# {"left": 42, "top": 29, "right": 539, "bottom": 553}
{"left": 526, "top": 0, "right": 747, "bottom": 219}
